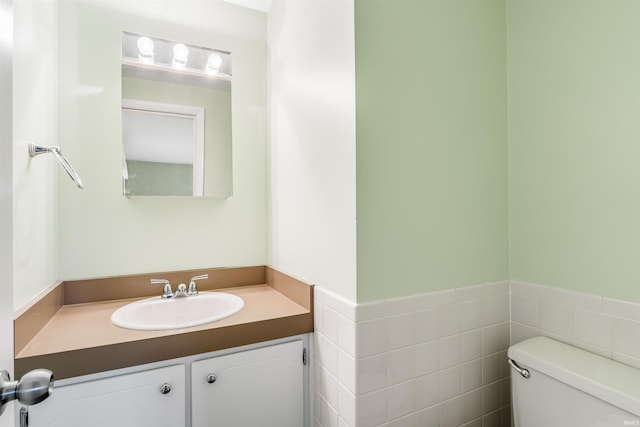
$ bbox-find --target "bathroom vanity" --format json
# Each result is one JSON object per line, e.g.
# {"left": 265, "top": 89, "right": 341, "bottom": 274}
{"left": 22, "top": 337, "right": 307, "bottom": 427}
{"left": 14, "top": 266, "right": 313, "bottom": 427}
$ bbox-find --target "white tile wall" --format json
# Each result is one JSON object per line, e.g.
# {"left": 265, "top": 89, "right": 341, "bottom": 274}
{"left": 312, "top": 280, "right": 640, "bottom": 426}
{"left": 510, "top": 281, "right": 640, "bottom": 369}
{"left": 314, "top": 282, "right": 511, "bottom": 427}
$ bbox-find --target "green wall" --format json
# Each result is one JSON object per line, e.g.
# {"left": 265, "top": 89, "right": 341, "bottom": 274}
{"left": 356, "top": 0, "right": 640, "bottom": 303}
{"left": 508, "top": 0, "right": 640, "bottom": 302}
{"left": 355, "top": 0, "right": 509, "bottom": 302}
{"left": 56, "top": 0, "right": 268, "bottom": 280}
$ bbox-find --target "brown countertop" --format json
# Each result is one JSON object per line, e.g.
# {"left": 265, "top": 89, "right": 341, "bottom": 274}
{"left": 15, "top": 267, "right": 314, "bottom": 380}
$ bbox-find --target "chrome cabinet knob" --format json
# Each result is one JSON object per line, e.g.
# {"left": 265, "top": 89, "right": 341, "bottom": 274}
{"left": 159, "top": 383, "right": 172, "bottom": 394}
{"left": 206, "top": 373, "right": 217, "bottom": 384}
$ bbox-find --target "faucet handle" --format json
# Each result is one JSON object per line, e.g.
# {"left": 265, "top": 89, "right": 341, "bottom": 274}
{"left": 187, "top": 274, "right": 208, "bottom": 296}
{"left": 150, "top": 279, "right": 173, "bottom": 299}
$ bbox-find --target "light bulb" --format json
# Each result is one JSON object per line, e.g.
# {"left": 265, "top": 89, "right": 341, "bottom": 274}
{"left": 206, "top": 53, "right": 223, "bottom": 74}
{"left": 137, "top": 36, "right": 154, "bottom": 64}
{"left": 172, "top": 43, "right": 189, "bottom": 69}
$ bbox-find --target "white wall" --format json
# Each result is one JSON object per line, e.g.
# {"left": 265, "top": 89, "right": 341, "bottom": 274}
{"left": 0, "top": 0, "right": 15, "bottom": 424}
{"left": 12, "top": 0, "right": 59, "bottom": 309}
{"left": 56, "top": 1, "right": 268, "bottom": 280}
{"left": 267, "top": 0, "right": 357, "bottom": 301}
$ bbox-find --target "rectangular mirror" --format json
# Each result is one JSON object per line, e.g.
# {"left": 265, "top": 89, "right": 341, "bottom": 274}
{"left": 121, "top": 32, "right": 233, "bottom": 198}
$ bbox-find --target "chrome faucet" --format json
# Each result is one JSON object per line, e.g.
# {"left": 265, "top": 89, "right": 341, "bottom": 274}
{"left": 187, "top": 274, "right": 208, "bottom": 296}
{"left": 150, "top": 274, "right": 208, "bottom": 299}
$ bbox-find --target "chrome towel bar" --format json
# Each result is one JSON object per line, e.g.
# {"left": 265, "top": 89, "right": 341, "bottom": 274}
{"left": 28, "top": 143, "right": 83, "bottom": 189}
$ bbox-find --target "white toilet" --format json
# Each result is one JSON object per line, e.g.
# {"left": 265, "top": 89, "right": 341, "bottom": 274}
{"left": 508, "top": 336, "right": 640, "bottom": 426}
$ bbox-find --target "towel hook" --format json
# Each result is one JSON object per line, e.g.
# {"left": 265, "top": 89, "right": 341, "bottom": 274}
{"left": 28, "top": 143, "right": 83, "bottom": 189}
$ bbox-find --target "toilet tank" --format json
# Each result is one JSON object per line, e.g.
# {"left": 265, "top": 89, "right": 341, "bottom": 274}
{"left": 508, "top": 336, "right": 640, "bottom": 427}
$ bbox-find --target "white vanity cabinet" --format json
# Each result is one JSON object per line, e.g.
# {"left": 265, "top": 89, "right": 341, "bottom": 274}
{"left": 191, "top": 340, "right": 304, "bottom": 427}
{"left": 24, "top": 365, "right": 186, "bottom": 427}
{"left": 18, "top": 337, "right": 308, "bottom": 427}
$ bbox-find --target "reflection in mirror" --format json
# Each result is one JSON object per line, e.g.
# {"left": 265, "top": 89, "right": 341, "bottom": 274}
{"left": 121, "top": 32, "right": 233, "bottom": 198}
{"left": 122, "top": 100, "right": 204, "bottom": 197}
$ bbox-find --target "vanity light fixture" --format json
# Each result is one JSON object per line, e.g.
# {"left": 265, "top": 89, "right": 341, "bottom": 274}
{"left": 122, "top": 32, "right": 231, "bottom": 82}
{"left": 137, "top": 36, "right": 154, "bottom": 65}
{"left": 172, "top": 43, "right": 189, "bottom": 69}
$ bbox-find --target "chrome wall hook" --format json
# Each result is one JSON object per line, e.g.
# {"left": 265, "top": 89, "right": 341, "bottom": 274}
{"left": 28, "top": 142, "right": 84, "bottom": 189}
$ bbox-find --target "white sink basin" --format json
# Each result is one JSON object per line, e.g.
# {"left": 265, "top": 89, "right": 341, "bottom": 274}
{"left": 110, "top": 292, "right": 244, "bottom": 331}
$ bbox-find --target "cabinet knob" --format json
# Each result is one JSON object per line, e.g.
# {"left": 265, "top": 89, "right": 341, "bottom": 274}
{"left": 206, "top": 373, "right": 217, "bottom": 384}
{"left": 159, "top": 383, "right": 172, "bottom": 394}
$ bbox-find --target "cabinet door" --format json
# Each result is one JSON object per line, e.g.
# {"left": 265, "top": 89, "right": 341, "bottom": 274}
{"left": 25, "top": 365, "right": 185, "bottom": 427}
{"left": 192, "top": 340, "right": 304, "bottom": 427}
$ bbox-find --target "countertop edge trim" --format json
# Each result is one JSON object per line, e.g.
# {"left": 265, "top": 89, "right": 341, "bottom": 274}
{"left": 15, "top": 313, "right": 314, "bottom": 380}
